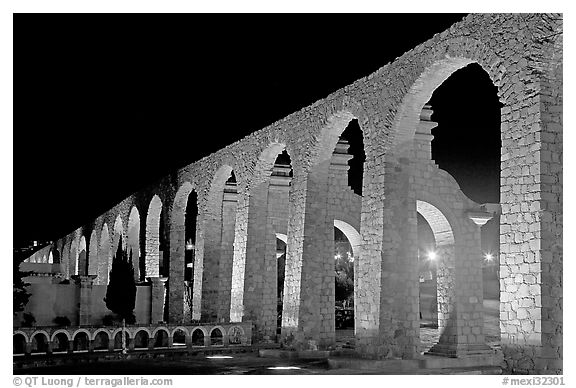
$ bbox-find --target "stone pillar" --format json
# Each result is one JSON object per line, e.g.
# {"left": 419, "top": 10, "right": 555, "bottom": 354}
{"left": 355, "top": 149, "right": 420, "bottom": 359}
{"left": 427, "top": 211, "right": 492, "bottom": 357}
{"left": 148, "top": 277, "right": 167, "bottom": 324}
{"left": 281, "top": 162, "right": 336, "bottom": 350}
{"left": 72, "top": 275, "right": 97, "bottom": 326}
{"left": 242, "top": 181, "right": 277, "bottom": 341}
{"left": 168, "top": 222, "right": 185, "bottom": 324}
{"left": 216, "top": 182, "right": 237, "bottom": 322}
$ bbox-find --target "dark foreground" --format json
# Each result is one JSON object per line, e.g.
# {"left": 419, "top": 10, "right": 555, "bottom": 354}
{"left": 15, "top": 352, "right": 373, "bottom": 375}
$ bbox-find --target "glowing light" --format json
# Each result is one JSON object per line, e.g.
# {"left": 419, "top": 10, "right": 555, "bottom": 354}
{"left": 267, "top": 366, "right": 301, "bottom": 370}
{"left": 427, "top": 251, "right": 437, "bottom": 261}
{"left": 349, "top": 256, "right": 355, "bottom": 263}
{"left": 484, "top": 253, "right": 494, "bottom": 262}
{"left": 206, "top": 355, "right": 233, "bottom": 359}
{"left": 334, "top": 253, "right": 341, "bottom": 260}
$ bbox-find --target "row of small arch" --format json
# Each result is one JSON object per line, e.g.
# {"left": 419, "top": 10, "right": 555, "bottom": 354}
{"left": 14, "top": 325, "right": 245, "bottom": 355}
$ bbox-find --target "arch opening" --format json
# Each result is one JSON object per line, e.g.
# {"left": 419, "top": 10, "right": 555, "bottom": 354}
{"left": 145, "top": 195, "right": 164, "bottom": 279}
{"left": 128, "top": 207, "right": 141, "bottom": 282}
{"left": 77, "top": 236, "right": 87, "bottom": 276}
{"left": 153, "top": 330, "right": 169, "bottom": 348}
{"left": 210, "top": 328, "right": 223, "bottom": 346}
{"left": 93, "top": 332, "right": 109, "bottom": 351}
{"left": 31, "top": 333, "right": 49, "bottom": 354}
{"left": 52, "top": 333, "right": 69, "bottom": 352}
{"left": 13, "top": 334, "right": 26, "bottom": 354}
{"left": 172, "top": 329, "right": 186, "bottom": 347}
{"left": 73, "top": 332, "right": 89, "bottom": 352}
{"left": 191, "top": 329, "right": 204, "bottom": 346}
{"left": 416, "top": 200, "right": 457, "bottom": 353}
{"left": 134, "top": 330, "right": 149, "bottom": 349}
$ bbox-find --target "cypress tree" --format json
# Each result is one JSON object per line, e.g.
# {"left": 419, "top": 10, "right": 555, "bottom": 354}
{"left": 104, "top": 237, "right": 136, "bottom": 353}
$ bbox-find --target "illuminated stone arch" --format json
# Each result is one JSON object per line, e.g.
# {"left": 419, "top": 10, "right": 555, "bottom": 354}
{"left": 416, "top": 199, "right": 457, "bottom": 351}
{"left": 145, "top": 195, "right": 163, "bottom": 278}
{"left": 127, "top": 206, "right": 141, "bottom": 281}
{"left": 281, "top": 110, "right": 366, "bottom": 348}
{"left": 169, "top": 181, "right": 197, "bottom": 323}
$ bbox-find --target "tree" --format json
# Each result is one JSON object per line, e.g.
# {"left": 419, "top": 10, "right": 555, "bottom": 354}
{"left": 13, "top": 251, "right": 32, "bottom": 316}
{"left": 104, "top": 237, "right": 136, "bottom": 353}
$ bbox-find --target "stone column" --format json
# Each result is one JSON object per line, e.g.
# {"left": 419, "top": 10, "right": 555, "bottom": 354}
{"left": 427, "top": 211, "right": 493, "bottom": 357}
{"left": 148, "top": 277, "right": 167, "bottom": 324}
{"left": 355, "top": 149, "right": 420, "bottom": 359}
{"left": 72, "top": 275, "right": 97, "bottom": 326}
{"left": 216, "top": 182, "right": 238, "bottom": 322}
{"left": 281, "top": 162, "right": 336, "bottom": 350}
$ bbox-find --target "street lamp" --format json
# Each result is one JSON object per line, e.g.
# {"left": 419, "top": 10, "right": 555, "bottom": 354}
{"left": 427, "top": 251, "right": 437, "bottom": 261}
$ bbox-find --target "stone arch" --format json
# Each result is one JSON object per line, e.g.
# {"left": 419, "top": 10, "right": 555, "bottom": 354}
{"left": 111, "top": 327, "right": 131, "bottom": 340}
{"left": 93, "top": 331, "right": 110, "bottom": 351}
{"left": 88, "top": 229, "right": 98, "bottom": 276}
{"left": 209, "top": 326, "right": 224, "bottom": 346}
{"left": 170, "top": 326, "right": 189, "bottom": 338}
{"left": 13, "top": 333, "right": 27, "bottom": 354}
{"left": 281, "top": 111, "right": 364, "bottom": 348}
{"left": 91, "top": 328, "right": 111, "bottom": 341}
{"left": 77, "top": 235, "right": 87, "bottom": 276}
{"left": 191, "top": 328, "right": 206, "bottom": 346}
{"left": 334, "top": 220, "right": 361, "bottom": 258}
{"left": 52, "top": 332, "right": 70, "bottom": 352}
{"left": 145, "top": 195, "right": 163, "bottom": 278}
{"left": 415, "top": 199, "right": 458, "bottom": 352}
{"left": 334, "top": 219, "right": 361, "bottom": 321}
{"left": 98, "top": 224, "right": 111, "bottom": 285}
{"left": 196, "top": 164, "right": 235, "bottom": 321}
{"left": 14, "top": 330, "right": 29, "bottom": 343}
{"left": 275, "top": 233, "right": 287, "bottom": 245}
{"left": 127, "top": 206, "right": 141, "bottom": 281}
{"left": 71, "top": 328, "right": 91, "bottom": 340}
{"left": 228, "top": 325, "right": 244, "bottom": 345}
{"left": 113, "top": 330, "right": 130, "bottom": 350}
{"left": 171, "top": 327, "right": 187, "bottom": 346}
{"left": 169, "top": 181, "right": 197, "bottom": 323}
{"left": 73, "top": 330, "right": 90, "bottom": 352}
{"left": 133, "top": 329, "right": 150, "bottom": 349}
{"left": 30, "top": 331, "right": 49, "bottom": 353}
{"left": 152, "top": 328, "right": 169, "bottom": 348}
{"left": 51, "top": 329, "right": 72, "bottom": 342}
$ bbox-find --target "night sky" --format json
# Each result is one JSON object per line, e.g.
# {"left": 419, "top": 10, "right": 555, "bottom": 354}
{"left": 14, "top": 14, "right": 502, "bottom": 247}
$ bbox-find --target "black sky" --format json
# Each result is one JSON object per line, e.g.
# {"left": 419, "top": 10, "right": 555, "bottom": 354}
{"left": 14, "top": 14, "right": 503, "bottom": 246}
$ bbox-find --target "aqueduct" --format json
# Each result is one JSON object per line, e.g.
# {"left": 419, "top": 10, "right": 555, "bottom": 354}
{"left": 18, "top": 14, "right": 562, "bottom": 374}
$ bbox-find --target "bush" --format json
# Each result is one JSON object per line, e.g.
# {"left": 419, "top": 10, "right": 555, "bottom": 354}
{"left": 53, "top": 316, "right": 71, "bottom": 326}
{"left": 21, "top": 312, "right": 36, "bottom": 327}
